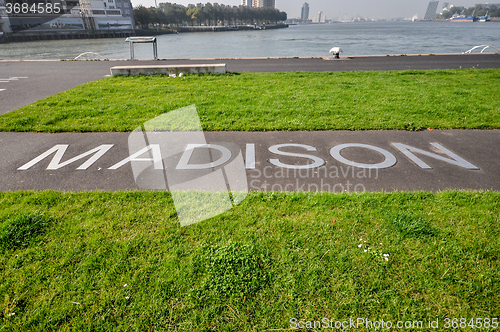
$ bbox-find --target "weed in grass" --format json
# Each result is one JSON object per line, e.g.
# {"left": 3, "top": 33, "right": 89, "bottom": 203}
{"left": 0, "top": 213, "right": 54, "bottom": 250}
{"left": 389, "top": 212, "right": 435, "bottom": 238}
{"left": 403, "top": 122, "right": 424, "bottom": 131}
{"left": 358, "top": 238, "right": 391, "bottom": 262}
{"left": 192, "top": 242, "right": 270, "bottom": 302}
{"left": 2, "top": 294, "right": 27, "bottom": 319}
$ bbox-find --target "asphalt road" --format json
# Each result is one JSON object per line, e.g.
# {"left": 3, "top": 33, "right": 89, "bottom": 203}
{"left": 1, "top": 130, "right": 499, "bottom": 192}
{"left": 1, "top": 53, "right": 499, "bottom": 115}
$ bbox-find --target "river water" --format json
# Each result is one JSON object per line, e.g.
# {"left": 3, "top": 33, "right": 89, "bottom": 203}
{"left": 1, "top": 21, "right": 499, "bottom": 60}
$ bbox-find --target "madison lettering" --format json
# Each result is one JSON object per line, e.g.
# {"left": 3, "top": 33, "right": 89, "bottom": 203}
{"left": 18, "top": 142, "right": 479, "bottom": 171}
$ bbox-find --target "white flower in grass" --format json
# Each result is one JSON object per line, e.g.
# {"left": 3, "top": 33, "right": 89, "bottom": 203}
{"left": 358, "top": 244, "right": 363, "bottom": 248}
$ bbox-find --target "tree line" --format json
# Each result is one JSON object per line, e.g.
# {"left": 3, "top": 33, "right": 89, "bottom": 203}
{"left": 439, "top": 4, "right": 500, "bottom": 19}
{"left": 134, "top": 3, "right": 287, "bottom": 28}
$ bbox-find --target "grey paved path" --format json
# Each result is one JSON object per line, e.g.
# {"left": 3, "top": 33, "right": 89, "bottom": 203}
{"left": 1, "top": 130, "right": 498, "bottom": 192}
{"left": 1, "top": 53, "right": 499, "bottom": 114}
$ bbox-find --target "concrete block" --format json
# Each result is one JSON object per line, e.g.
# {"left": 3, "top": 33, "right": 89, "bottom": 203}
{"left": 110, "top": 64, "right": 227, "bottom": 76}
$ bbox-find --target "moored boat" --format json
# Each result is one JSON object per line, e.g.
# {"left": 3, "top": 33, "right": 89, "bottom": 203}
{"left": 477, "top": 12, "right": 491, "bottom": 22}
{"left": 449, "top": 14, "right": 475, "bottom": 22}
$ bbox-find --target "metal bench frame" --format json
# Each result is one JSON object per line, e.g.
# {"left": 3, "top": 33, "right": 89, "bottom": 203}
{"left": 125, "top": 37, "right": 158, "bottom": 60}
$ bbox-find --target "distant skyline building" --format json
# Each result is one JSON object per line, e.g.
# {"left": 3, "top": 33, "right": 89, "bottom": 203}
{"left": 318, "top": 11, "right": 323, "bottom": 23}
{"left": 424, "top": 1, "right": 439, "bottom": 20}
{"left": 241, "top": 0, "right": 252, "bottom": 7}
{"left": 252, "top": 0, "right": 275, "bottom": 8}
{"left": 301, "top": 3, "right": 309, "bottom": 22}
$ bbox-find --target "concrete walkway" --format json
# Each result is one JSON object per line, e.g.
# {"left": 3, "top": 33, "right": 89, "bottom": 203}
{"left": 1, "top": 130, "right": 498, "bottom": 192}
{"left": 1, "top": 53, "right": 499, "bottom": 114}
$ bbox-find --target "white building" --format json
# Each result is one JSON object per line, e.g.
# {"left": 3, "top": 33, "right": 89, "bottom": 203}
{"left": 252, "top": 0, "right": 275, "bottom": 8}
{"left": 80, "top": 0, "right": 135, "bottom": 30}
{"left": 1, "top": 0, "right": 134, "bottom": 34}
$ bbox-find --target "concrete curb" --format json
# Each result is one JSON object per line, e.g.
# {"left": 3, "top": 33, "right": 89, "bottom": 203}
{"left": 110, "top": 63, "right": 227, "bottom": 76}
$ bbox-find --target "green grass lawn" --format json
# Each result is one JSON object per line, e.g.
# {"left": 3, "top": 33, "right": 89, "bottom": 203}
{"left": 1, "top": 191, "right": 499, "bottom": 331}
{"left": 1, "top": 69, "right": 499, "bottom": 132}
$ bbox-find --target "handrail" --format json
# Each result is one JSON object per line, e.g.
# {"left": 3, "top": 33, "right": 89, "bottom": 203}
{"left": 74, "top": 52, "right": 104, "bottom": 60}
{"left": 463, "top": 45, "right": 500, "bottom": 54}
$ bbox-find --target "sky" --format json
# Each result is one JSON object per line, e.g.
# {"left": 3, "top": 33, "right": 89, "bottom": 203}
{"left": 130, "top": 0, "right": 484, "bottom": 20}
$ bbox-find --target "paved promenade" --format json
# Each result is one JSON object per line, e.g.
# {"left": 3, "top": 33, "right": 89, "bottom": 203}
{"left": 1, "top": 130, "right": 499, "bottom": 192}
{"left": 1, "top": 53, "right": 499, "bottom": 114}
